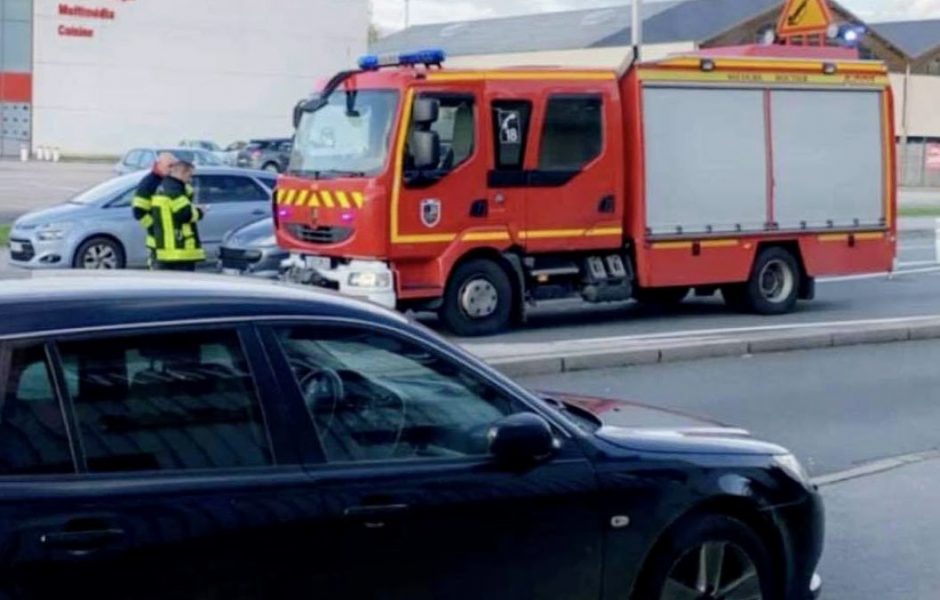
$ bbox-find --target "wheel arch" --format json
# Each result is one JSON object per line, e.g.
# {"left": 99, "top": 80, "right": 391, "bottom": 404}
{"left": 445, "top": 245, "right": 525, "bottom": 324}
{"left": 754, "top": 240, "right": 812, "bottom": 299}
{"left": 629, "top": 495, "right": 789, "bottom": 600}
{"left": 72, "top": 233, "right": 127, "bottom": 268}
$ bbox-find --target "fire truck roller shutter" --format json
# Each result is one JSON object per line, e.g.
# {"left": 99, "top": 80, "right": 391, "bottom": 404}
{"left": 643, "top": 87, "right": 768, "bottom": 235}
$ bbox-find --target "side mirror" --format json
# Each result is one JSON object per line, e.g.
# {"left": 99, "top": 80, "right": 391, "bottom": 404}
{"left": 411, "top": 130, "right": 441, "bottom": 170}
{"left": 489, "top": 413, "right": 558, "bottom": 466}
{"left": 413, "top": 97, "right": 440, "bottom": 124}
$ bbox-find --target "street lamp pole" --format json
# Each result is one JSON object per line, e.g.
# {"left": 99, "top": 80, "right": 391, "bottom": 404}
{"left": 632, "top": 0, "right": 643, "bottom": 61}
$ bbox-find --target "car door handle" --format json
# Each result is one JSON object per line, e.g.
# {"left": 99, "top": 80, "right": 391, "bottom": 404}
{"left": 41, "top": 528, "right": 126, "bottom": 552}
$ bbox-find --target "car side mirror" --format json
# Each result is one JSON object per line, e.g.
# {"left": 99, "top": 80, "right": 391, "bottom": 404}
{"left": 293, "top": 100, "right": 305, "bottom": 129}
{"left": 489, "top": 413, "right": 558, "bottom": 466}
{"left": 412, "top": 97, "right": 440, "bottom": 124}
{"left": 411, "top": 130, "right": 441, "bottom": 170}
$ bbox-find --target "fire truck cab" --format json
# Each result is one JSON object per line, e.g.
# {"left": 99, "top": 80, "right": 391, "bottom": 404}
{"left": 277, "top": 48, "right": 896, "bottom": 336}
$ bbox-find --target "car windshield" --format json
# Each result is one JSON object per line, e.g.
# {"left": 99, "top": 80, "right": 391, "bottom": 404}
{"left": 289, "top": 89, "right": 399, "bottom": 178}
{"left": 68, "top": 175, "right": 139, "bottom": 205}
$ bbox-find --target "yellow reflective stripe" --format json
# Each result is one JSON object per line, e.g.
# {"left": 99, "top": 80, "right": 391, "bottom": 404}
{"left": 145, "top": 235, "right": 156, "bottom": 248}
{"left": 284, "top": 190, "right": 297, "bottom": 206}
{"left": 275, "top": 189, "right": 285, "bottom": 204}
{"left": 132, "top": 197, "right": 151, "bottom": 210}
{"left": 140, "top": 215, "right": 154, "bottom": 228}
{"left": 818, "top": 234, "right": 849, "bottom": 243}
{"left": 320, "top": 190, "right": 335, "bottom": 208}
{"left": 295, "top": 190, "right": 310, "bottom": 207}
{"left": 351, "top": 192, "right": 365, "bottom": 208}
{"left": 521, "top": 229, "right": 587, "bottom": 240}
{"left": 391, "top": 88, "right": 416, "bottom": 243}
{"left": 701, "top": 240, "right": 739, "bottom": 248}
{"left": 856, "top": 232, "right": 886, "bottom": 241}
{"left": 651, "top": 241, "right": 694, "bottom": 250}
{"left": 586, "top": 227, "right": 623, "bottom": 237}
{"left": 335, "top": 191, "right": 351, "bottom": 209}
{"left": 395, "top": 233, "right": 457, "bottom": 244}
{"left": 169, "top": 198, "right": 190, "bottom": 212}
{"left": 156, "top": 248, "right": 205, "bottom": 261}
{"left": 308, "top": 192, "right": 320, "bottom": 208}
{"left": 463, "top": 231, "right": 511, "bottom": 242}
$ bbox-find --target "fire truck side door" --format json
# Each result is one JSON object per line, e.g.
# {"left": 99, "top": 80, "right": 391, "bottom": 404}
{"left": 397, "top": 86, "right": 488, "bottom": 249}
{"left": 486, "top": 99, "right": 533, "bottom": 244}
{"left": 523, "top": 91, "right": 624, "bottom": 253}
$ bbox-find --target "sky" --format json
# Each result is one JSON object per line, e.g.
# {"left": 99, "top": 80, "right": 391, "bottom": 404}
{"left": 372, "top": 0, "right": 940, "bottom": 32}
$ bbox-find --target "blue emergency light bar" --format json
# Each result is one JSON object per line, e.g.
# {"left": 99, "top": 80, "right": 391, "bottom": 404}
{"left": 358, "top": 48, "right": 446, "bottom": 71}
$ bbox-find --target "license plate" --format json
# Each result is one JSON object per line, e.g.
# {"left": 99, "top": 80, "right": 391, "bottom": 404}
{"left": 9, "top": 241, "right": 23, "bottom": 254}
{"left": 304, "top": 256, "right": 332, "bottom": 271}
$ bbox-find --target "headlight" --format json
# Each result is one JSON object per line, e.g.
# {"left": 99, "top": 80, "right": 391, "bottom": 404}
{"left": 348, "top": 272, "right": 391, "bottom": 289}
{"left": 773, "top": 453, "right": 812, "bottom": 485}
{"left": 36, "top": 222, "right": 74, "bottom": 241}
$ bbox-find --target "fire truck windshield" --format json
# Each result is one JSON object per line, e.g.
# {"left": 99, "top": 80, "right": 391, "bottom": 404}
{"left": 288, "top": 89, "right": 400, "bottom": 179}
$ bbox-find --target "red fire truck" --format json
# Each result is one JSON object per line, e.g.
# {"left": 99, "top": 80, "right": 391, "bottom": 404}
{"left": 277, "top": 45, "right": 896, "bottom": 336}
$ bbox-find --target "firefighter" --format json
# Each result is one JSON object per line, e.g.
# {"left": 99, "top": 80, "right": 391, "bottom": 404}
{"left": 132, "top": 152, "right": 177, "bottom": 263}
{"left": 150, "top": 160, "right": 206, "bottom": 272}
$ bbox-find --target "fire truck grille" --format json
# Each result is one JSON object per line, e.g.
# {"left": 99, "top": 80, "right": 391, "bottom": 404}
{"left": 285, "top": 224, "right": 353, "bottom": 245}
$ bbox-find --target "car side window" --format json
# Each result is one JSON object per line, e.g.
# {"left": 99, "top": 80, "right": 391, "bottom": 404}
{"left": 538, "top": 95, "right": 603, "bottom": 172}
{"left": 107, "top": 186, "right": 137, "bottom": 209}
{"left": 405, "top": 94, "right": 476, "bottom": 179}
{"left": 124, "top": 150, "right": 141, "bottom": 166}
{"left": 58, "top": 329, "right": 272, "bottom": 473}
{"left": 196, "top": 175, "right": 269, "bottom": 204}
{"left": 137, "top": 150, "right": 156, "bottom": 169}
{"left": 492, "top": 100, "right": 532, "bottom": 171}
{"left": 273, "top": 326, "right": 524, "bottom": 464}
{"left": 0, "top": 344, "right": 74, "bottom": 475}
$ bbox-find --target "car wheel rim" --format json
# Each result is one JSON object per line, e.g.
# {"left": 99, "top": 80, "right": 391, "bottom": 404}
{"left": 83, "top": 244, "right": 118, "bottom": 269}
{"left": 459, "top": 278, "right": 499, "bottom": 320}
{"left": 660, "top": 542, "right": 762, "bottom": 600}
{"left": 758, "top": 259, "right": 794, "bottom": 304}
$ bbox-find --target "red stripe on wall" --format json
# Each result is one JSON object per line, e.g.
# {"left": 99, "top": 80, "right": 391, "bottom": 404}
{"left": 0, "top": 73, "right": 33, "bottom": 103}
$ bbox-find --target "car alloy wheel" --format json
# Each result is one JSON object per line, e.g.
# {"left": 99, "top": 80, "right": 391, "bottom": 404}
{"left": 660, "top": 541, "right": 763, "bottom": 600}
{"left": 82, "top": 243, "right": 120, "bottom": 269}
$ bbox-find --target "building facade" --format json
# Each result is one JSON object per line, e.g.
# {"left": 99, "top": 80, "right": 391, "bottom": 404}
{"left": 2, "top": 0, "right": 368, "bottom": 157}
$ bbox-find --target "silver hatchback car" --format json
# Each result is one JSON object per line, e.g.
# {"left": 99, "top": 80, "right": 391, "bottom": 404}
{"left": 9, "top": 168, "right": 276, "bottom": 270}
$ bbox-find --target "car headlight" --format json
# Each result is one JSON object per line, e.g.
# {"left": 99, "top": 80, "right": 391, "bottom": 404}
{"left": 36, "top": 222, "right": 74, "bottom": 241}
{"left": 348, "top": 272, "right": 391, "bottom": 289}
{"left": 773, "top": 453, "right": 812, "bottom": 486}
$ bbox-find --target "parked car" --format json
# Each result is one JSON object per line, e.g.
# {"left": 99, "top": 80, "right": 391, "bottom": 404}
{"left": 236, "top": 138, "right": 292, "bottom": 172}
{"left": 0, "top": 271, "right": 823, "bottom": 599}
{"left": 179, "top": 139, "right": 228, "bottom": 163}
{"left": 9, "top": 168, "right": 276, "bottom": 270}
{"left": 219, "top": 217, "right": 287, "bottom": 278}
{"left": 223, "top": 140, "right": 249, "bottom": 165}
{"left": 114, "top": 146, "right": 224, "bottom": 175}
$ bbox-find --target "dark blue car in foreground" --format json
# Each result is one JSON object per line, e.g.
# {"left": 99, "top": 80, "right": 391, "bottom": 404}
{"left": 0, "top": 273, "right": 822, "bottom": 599}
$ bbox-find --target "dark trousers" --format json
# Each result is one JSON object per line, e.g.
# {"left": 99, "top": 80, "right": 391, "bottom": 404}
{"left": 151, "top": 261, "right": 197, "bottom": 272}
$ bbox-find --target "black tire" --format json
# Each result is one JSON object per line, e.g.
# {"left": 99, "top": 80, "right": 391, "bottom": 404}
{"left": 73, "top": 236, "right": 126, "bottom": 270}
{"left": 632, "top": 514, "right": 780, "bottom": 600}
{"left": 262, "top": 162, "right": 281, "bottom": 173}
{"left": 740, "top": 247, "right": 801, "bottom": 315}
{"left": 634, "top": 286, "right": 690, "bottom": 307}
{"left": 439, "top": 259, "right": 513, "bottom": 337}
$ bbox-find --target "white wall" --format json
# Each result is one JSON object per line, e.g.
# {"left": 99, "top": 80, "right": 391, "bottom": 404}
{"left": 446, "top": 43, "right": 695, "bottom": 70}
{"left": 32, "top": 0, "right": 368, "bottom": 155}
{"left": 891, "top": 73, "right": 940, "bottom": 139}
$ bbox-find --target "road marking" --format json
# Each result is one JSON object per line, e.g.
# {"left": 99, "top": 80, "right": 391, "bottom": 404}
{"left": 819, "top": 265, "right": 940, "bottom": 283}
{"left": 813, "top": 449, "right": 940, "bottom": 487}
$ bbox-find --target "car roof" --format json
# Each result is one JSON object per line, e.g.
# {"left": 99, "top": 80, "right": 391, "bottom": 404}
{"left": 0, "top": 272, "right": 408, "bottom": 340}
{"left": 120, "top": 167, "right": 275, "bottom": 180}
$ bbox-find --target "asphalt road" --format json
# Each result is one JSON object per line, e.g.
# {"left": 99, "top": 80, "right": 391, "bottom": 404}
{"left": 519, "top": 340, "right": 940, "bottom": 599}
{"left": 0, "top": 160, "right": 115, "bottom": 223}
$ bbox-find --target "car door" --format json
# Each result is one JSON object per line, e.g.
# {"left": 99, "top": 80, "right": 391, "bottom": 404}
{"left": 102, "top": 185, "right": 150, "bottom": 268}
{"left": 193, "top": 174, "right": 271, "bottom": 253}
{"left": 260, "top": 321, "right": 604, "bottom": 599}
{"left": 0, "top": 326, "right": 320, "bottom": 599}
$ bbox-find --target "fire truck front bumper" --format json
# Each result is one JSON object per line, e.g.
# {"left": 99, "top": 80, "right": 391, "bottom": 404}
{"left": 283, "top": 254, "right": 397, "bottom": 309}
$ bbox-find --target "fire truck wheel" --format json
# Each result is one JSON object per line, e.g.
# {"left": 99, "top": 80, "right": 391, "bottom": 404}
{"left": 440, "top": 259, "right": 513, "bottom": 337}
{"left": 743, "top": 247, "right": 800, "bottom": 315}
{"left": 634, "top": 286, "right": 690, "bottom": 307}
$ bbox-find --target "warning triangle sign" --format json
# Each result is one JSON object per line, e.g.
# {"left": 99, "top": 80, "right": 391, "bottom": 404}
{"left": 777, "top": 0, "right": 834, "bottom": 37}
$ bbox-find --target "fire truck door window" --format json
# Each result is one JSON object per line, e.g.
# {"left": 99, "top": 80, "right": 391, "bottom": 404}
{"left": 407, "top": 94, "right": 476, "bottom": 175}
{"left": 492, "top": 100, "right": 532, "bottom": 170}
{"left": 538, "top": 96, "right": 603, "bottom": 172}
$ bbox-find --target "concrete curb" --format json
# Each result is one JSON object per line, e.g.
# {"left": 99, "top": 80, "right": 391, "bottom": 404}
{"left": 479, "top": 318, "right": 940, "bottom": 378}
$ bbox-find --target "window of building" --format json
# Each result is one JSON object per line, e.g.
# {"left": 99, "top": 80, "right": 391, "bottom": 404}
{"left": 59, "top": 329, "right": 272, "bottom": 473}
{"left": 538, "top": 95, "right": 603, "bottom": 172}
{"left": 492, "top": 100, "right": 532, "bottom": 171}
{"left": 0, "top": 344, "right": 74, "bottom": 475}
{"left": 273, "top": 326, "right": 523, "bottom": 464}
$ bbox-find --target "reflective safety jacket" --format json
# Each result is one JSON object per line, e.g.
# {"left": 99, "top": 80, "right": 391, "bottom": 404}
{"left": 132, "top": 170, "right": 163, "bottom": 249}
{"left": 151, "top": 177, "right": 205, "bottom": 263}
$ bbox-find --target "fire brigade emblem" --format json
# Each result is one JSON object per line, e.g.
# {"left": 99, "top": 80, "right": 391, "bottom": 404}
{"left": 421, "top": 198, "right": 442, "bottom": 228}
